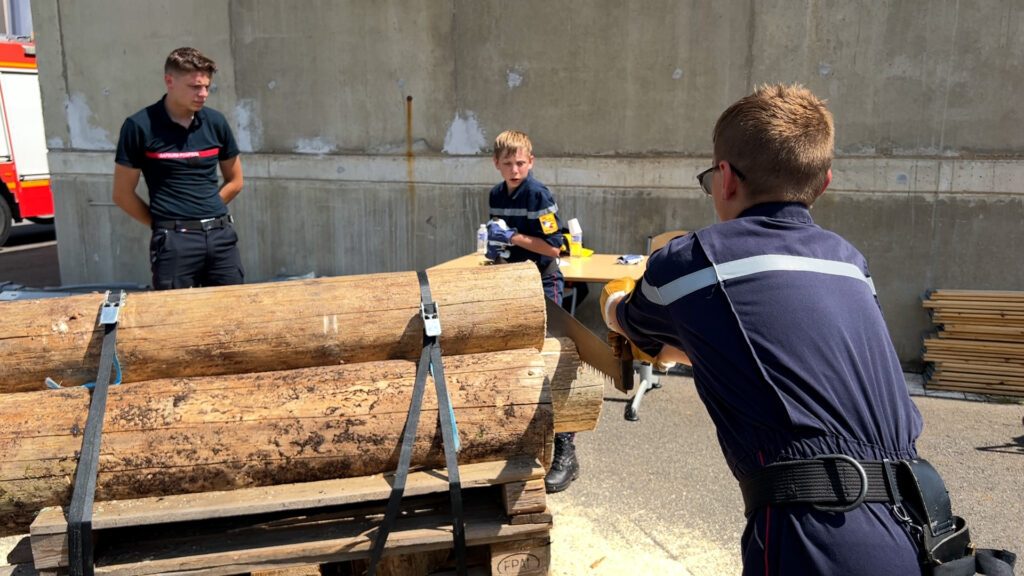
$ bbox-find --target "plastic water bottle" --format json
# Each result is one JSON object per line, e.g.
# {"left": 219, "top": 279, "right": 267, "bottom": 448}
{"left": 567, "top": 218, "right": 583, "bottom": 257}
{"left": 476, "top": 224, "right": 487, "bottom": 254}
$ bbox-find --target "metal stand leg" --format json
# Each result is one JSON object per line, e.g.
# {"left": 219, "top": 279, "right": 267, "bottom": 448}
{"left": 624, "top": 362, "right": 662, "bottom": 421}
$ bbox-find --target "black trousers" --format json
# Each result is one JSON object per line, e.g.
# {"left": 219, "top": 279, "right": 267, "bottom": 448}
{"left": 149, "top": 224, "right": 244, "bottom": 290}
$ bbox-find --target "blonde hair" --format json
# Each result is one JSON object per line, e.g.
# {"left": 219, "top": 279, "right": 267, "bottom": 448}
{"left": 493, "top": 130, "right": 533, "bottom": 159}
{"left": 713, "top": 83, "right": 834, "bottom": 205}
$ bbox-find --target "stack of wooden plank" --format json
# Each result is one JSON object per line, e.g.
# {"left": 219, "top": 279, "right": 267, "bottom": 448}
{"left": 0, "top": 263, "right": 604, "bottom": 575}
{"left": 922, "top": 289, "right": 1024, "bottom": 397}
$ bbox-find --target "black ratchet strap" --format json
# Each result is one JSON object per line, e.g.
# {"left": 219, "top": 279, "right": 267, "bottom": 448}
{"left": 68, "top": 290, "right": 126, "bottom": 576}
{"left": 367, "top": 272, "right": 466, "bottom": 576}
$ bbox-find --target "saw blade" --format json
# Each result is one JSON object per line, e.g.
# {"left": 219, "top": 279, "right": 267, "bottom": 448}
{"left": 545, "top": 298, "right": 631, "bottom": 392}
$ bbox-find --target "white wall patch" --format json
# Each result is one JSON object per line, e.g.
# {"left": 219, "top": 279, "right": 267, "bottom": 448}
{"left": 507, "top": 68, "right": 524, "bottom": 89}
{"left": 294, "top": 137, "right": 337, "bottom": 155}
{"left": 234, "top": 99, "right": 263, "bottom": 153}
{"left": 66, "top": 93, "right": 113, "bottom": 150}
{"left": 443, "top": 111, "right": 487, "bottom": 155}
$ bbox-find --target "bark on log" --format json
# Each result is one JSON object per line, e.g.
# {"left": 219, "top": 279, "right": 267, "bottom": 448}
{"left": 0, "top": 264, "right": 545, "bottom": 393}
{"left": 0, "top": 348, "right": 553, "bottom": 536}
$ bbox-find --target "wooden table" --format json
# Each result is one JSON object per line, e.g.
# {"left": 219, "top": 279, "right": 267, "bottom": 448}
{"left": 431, "top": 253, "right": 646, "bottom": 283}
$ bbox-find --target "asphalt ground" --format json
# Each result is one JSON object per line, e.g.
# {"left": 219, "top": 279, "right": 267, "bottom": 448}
{"left": 0, "top": 221, "right": 59, "bottom": 288}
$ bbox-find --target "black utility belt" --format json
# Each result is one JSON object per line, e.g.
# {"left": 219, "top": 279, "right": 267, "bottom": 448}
{"left": 739, "top": 454, "right": 906, "bottom": 515}
{"left": 153, "top": 215, "right": 232, "bottom": 232}
{"left": 739, "top": 455, "right": 1017, "bottom": 575}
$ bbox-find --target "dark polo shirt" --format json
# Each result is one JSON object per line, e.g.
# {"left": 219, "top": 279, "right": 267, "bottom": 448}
{"left": 115, "top": 96, "right": 239, "bottom": 220}
{"left": 487, "top": 172, "right": 567, "bottom": 275}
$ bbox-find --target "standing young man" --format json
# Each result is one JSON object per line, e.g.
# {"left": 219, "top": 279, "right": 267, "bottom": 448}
{"left": 603, "top": 84, "right": 928, "bottom": 574}
{"left": 113, "top": 47, "right": 244, "bottom": 290}
{"left": 485, "top": 130, "right": 580, "bottom": 494}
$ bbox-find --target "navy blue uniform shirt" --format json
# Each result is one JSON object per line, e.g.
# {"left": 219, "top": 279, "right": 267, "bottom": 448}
{"left": 115, "top": 96, "right": 239, "bottom": 221}
{"left": 616, "top": 202, "right": 922, "bottom": 575}
{"left": 488, "top": 172, "right": 567, "bottom": 275}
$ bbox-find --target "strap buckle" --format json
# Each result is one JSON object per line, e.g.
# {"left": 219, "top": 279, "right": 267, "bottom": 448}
{"left": 811, "top": 454, "right": 869, "bottom": 513}
{"left": 98, "top": 290, "right": 126, "bottom": 326}
{"left": 420, "top": 301, "right": 441, "bottom": 337}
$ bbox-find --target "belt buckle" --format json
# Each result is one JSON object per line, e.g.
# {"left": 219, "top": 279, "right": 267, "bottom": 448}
{"left": 199, "top": 217, "right": 216, "bottom": 231}
{"left": 810, "top": 454, "right": 868, "bottom": 513}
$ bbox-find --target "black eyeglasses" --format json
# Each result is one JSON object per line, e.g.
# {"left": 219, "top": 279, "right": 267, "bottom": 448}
{"left": 696, "top": 162, "right": 746, "bottom": 195}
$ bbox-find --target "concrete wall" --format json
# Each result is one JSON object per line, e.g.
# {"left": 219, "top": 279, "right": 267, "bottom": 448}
{"left": 31, "top": 0, "right": 1024, "bottom": 367}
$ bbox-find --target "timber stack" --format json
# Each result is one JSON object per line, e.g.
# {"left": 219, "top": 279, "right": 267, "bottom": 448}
{"left": 922, "top": 289, "right": 1024, "bottom": 397}
{"left": 0, "top": 263, "right": 604, "bottom": 575}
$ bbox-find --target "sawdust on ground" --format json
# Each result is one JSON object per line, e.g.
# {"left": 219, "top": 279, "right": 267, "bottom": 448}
{"left": 548, "top": 498, "right": 740, "bottom": 576}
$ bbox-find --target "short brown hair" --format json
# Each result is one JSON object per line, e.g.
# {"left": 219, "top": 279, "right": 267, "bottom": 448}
{"left": 164, "top": 47, "right": 218, "bottom": 76}
{"left": 493, "top": 130, "right": 533, "bottom": 159}
{"left": 713, "top": 84, "right": 834, "bottom": 205}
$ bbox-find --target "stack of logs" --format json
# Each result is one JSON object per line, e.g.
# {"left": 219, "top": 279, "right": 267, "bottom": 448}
{"left": 0, "top": 262, "right": 604, "bottom": 549}
{"left": 922, "top": 289, "right": 1024, "bottom": 397}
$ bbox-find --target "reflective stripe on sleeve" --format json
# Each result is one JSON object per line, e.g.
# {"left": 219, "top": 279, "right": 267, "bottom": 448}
{"left": 490, "top": 203, "right": 558, "bottom": 219}
{"left": 640, "top": 254, "right": 877, "bottom": 306}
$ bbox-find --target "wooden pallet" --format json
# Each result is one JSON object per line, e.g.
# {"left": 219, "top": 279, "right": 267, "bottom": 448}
{"left": 26, "top": 458, "right": 551, "bottom": 576}
{"left": 922, "top": 290, "right": 1024, "bottom": 397}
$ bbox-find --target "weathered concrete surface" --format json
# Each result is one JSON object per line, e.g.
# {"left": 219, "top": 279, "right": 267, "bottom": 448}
{"left": 31, "top": 1, "right": 1024, "bottom": 367}
{"left": 34, "top": 1, "right": 1024, "bottom": 156}
{"left": 33, "top": 0, "right": 237, "bottom": 152}
{"left": 230, "top": 1, "right": 454, "bottom": 155}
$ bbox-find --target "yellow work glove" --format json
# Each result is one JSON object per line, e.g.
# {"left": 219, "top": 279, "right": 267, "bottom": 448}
{"left": 600, "top": 277, "right": 636, "bottom": 332}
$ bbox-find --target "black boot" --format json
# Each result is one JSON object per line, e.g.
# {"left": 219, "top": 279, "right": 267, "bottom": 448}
{"left": 545, "top": 433, "right": 579, "bottom": 493}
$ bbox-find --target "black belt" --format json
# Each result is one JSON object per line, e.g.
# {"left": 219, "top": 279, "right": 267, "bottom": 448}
{"left": 739, "top": 455, "right": 1018, "bottom": 575}
{"left": 153, "top": 214, "right": 232, "bottom": 231}
{"left": 738, "top": 454, "right": 902, "bottom": 515}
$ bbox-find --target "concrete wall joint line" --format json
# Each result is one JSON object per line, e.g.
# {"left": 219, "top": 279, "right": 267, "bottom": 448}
{"left": 49, "top": 152, "right": 1024, "bottom": 195}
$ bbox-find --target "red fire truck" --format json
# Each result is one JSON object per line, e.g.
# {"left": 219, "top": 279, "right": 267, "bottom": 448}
{"left": 0, "top": 38, "right": 53, "bottom": 246}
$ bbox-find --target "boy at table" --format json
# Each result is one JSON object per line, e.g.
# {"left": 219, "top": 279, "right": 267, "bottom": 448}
{"left": 485, "top": 130, "right": 578, "bottom": 493}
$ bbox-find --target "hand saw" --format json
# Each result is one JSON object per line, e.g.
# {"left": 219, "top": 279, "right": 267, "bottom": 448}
{"left": 545, "top": 298, "right": 633, "bottom": 393}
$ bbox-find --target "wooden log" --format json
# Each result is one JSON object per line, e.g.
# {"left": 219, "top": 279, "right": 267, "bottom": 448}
{"left": 0, "top": 264, "right": 545, "bottom": 393}
{"left": 0, "top": 349, "right": 554, "bottom": 537}
{"left": 541, "top": 337, "right": 605, "bottom": 434}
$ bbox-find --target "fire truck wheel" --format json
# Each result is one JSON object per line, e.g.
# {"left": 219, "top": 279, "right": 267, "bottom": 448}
{"left": 27, "top": 216, "right": 54, "bottom": 225}
{"left": 0, "top": 197, "right": 11, "bottom": 246}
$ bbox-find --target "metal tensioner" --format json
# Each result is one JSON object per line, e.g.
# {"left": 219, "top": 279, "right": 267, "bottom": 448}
{"left": 420, "top": 300, "right": 441, "bottom": 337}
{"left": 98, "top": 290, "right": 127, "bottom": 326}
